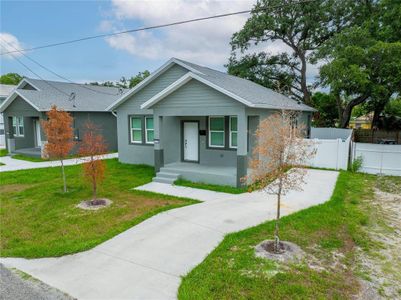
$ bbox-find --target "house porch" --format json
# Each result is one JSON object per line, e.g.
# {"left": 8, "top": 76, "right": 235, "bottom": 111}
{"left": 155, "top": 161, "right": 237, "bottom": 186}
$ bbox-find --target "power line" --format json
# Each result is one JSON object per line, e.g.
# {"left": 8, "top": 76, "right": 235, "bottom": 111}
{"left": 1, "top": 38, "right": 121, "bottom": 96}
{"left": 0, "top": 41, "right": 71, "bottom": 97}
{"left": 0, "top": 0, "right": 318, "bottom": 55}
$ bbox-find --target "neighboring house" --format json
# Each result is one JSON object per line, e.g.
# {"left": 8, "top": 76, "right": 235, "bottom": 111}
{"left": 108, "top": 58, "right": 316, "bottom": 187}
{"left": 0, "top": 84, "right": 17, "bottom": 148}
{"left": 349, "top": 113, "right": 373, "bottom": 129}
{"left": 0, "top": 78, "right": 126, "bottom": 157}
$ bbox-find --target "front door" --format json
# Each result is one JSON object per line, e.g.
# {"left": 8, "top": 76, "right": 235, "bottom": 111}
{"left": 183, "top": 121, "right": 199, "bottom": 162}
{"left": 35, "top": 120, "right": 42, "bottom": 147}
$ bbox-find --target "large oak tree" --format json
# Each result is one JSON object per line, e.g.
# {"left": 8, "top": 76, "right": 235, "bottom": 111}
{"left": 227, "top": 0, "right": 360, "bottom": 104}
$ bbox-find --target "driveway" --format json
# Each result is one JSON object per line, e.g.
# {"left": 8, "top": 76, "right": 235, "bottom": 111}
{"left": 0, "top": 153, "right": 118, "bottom": 172}
{"left": 1, "top": 169, "right": 339, "bottom": 300}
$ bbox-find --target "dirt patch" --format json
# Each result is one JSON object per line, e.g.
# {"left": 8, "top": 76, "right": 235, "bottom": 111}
{"left": 0, "top": 184, "right": 34, "bottom": 194}
{"left": 355, "top": 181, "right": 401, "bottom": 299}
{"left": 76, "top": 199, "right": 112, "bottom": 210}
{"left": 255, "top": 240, "right": 306, "bottom": 263}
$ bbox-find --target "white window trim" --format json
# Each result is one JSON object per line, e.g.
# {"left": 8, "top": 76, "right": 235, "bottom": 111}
{"left": 130, "top": 116, "right": 142, "bottom": 144}
{"left": 12, "top": 116, "right": 24, "bottom": 137}
{"left": 12, "top": 116, "right": 17, "bottom": 136}
{"left": 145, "top": 116, "right": 154, "bottom": 144}
{"left": 229, "top": 116, "right": 238, "bottom": 149}
{"left": 208, "top": 116, "right": 225, "bottom": 148}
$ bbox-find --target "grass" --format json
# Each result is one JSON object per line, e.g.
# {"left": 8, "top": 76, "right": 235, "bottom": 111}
{"left": 10, "top": 151, "right": 117, "bottom": 163}
{"left": 174, "top": 178, "right": 247, "bottom": 194}
{"left": 179, "top": 171, "right": 377, "bottom": 299}
{"left": 0, "top": 159, "right": 199, "bottom": 258}
{"left": 0, "top": 149, "right": 8, "bottom": 157}
{"left": 11, "top": 154, "right": 48, "bottom": 162}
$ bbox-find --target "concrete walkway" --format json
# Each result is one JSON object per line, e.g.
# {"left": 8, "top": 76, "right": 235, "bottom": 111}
{"left": 1, "top": 169, "right": 339, "bottom": 300}
{"left": 0, "top": 153, "right": 118, "bottom": 172}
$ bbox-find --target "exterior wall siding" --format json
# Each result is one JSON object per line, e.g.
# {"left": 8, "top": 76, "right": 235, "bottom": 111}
{"left": 115, "top": 64, "right": 189, "bottom": 165}
{"left": 3, "top": 96, "right": 42, "bottom": 150}
{"left": 3, "top": 96, "right": 118, "bottom": 153}
{"left": 71, "top": 112, "right": 118, "bottom": 152}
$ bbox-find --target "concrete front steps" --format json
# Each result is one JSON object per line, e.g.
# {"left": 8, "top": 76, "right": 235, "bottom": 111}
{"left": 152, "top": 170, "right": 180, "bottom": 184}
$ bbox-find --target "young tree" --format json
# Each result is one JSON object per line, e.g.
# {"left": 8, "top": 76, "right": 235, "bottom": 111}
{"left": 41, "top": 106, "right": 74, "bottom": 192}
{"left": 78, "top": 122, "right": 108, "bottom": 204}
{"left": 247, "top": 111, "right": 315, "bottom": 253}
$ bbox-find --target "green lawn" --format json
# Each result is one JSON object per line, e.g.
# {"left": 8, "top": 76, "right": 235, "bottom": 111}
{"left": 11, "top": 154, "right": 48, "bottom": 162}
{"left": 0, "top": 159, "right": 199, "bottom": 258}
{"left": 174, "top": 178, "right": 247, "bottom": 194}
{"left": 179, "top": 171, "right": 380, "bottom": 299}
{"left": 0, "top": 149, "right": 8, "bottom": 157}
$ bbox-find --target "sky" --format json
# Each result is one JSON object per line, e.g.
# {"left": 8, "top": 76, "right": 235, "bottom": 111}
{"left": 0, "top": 0, "right": 260, "bottom": 83}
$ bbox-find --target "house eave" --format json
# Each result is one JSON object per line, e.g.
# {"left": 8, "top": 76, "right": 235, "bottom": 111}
{"left": 141, "top": 72, "right": 254, "bottom": 110}
{"left": 106, "top": 58, "right": 205, "bottom": 112}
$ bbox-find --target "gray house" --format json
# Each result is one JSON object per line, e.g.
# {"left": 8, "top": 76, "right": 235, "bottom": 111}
{"left": 0, "top": 78, "right": 126, "bottom": 157}
{"left": 108, "top": 58, "right": 316, "bottom": 187}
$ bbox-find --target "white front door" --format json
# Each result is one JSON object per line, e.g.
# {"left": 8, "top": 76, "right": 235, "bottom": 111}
{"left": 183, "top": 122, "right": 199, "bottom": 162}
{"left": 35, "top": 120, "right": 42, "bottom": 147}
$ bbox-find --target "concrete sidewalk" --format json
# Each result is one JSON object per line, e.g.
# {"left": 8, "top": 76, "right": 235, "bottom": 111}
{"left": 0, "top": 153, "right": 118, "bottom": 172}
{"left": 1, "top": 169, "right": 339, "bottom": 300}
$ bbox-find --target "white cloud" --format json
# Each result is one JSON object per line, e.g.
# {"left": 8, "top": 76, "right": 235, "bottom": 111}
{"left": 102, "top": 0, "right": 256, "bottom": 67}
{"left": 0, "top": 33, "right": 24, "bottom": 59}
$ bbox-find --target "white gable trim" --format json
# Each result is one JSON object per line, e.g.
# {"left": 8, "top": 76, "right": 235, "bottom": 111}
{"left": 0, "top": 90, "right": 41, "bottom": 113}
{"left": 20, "top": 78, "right": 41, "bottom": 91}
{"left": 105, "top": 58, "right": 204, "bottom": 111}
{"left": 141, "top": 72, "right": 255, "bottom": 110}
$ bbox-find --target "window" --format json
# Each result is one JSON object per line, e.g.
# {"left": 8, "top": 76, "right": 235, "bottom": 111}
{"left": 12, "top": 116, "right": 24, "bottom": 137}
{"left": 209, "top": 116, "right": 225, "bottom": 147}
{"left": 12, "top": 117, "right": 17, "bottom": 135}
{"left": 18, "top": 117, "right": 24, "bottom": 136}
{"left": 145, "top": 117, "right": 154, "bottom": 144}
{"left": 229, "top": 116, "right": 238, "bottom": 148}
{"left": 130, "top": 117, "right": 142, "bottom": 143}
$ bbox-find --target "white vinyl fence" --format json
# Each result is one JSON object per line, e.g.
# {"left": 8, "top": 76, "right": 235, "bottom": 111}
{"left": 352, "top": 143, "right": 401, "bottom": 176}
{"left": 305, "top": 127, "right": 352, "bottom": 170}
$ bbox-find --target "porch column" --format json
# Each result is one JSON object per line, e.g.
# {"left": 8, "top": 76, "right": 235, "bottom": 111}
{"left": 154, "top": 115, "right": 164, "bottom": 173}
{"left": 236, "top": 111, "right": 248, "bottom": 187}
{"left": 6, "top": 116, "right": 15, "bottom": 153}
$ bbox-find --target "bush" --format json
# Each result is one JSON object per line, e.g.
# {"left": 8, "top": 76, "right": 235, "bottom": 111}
{"left": 349, "top": 156, "right": 363, "bottom": 173}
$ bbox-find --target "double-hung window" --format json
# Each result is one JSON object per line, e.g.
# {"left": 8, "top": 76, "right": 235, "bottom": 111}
{"left": 130, "top": 117, "right": 142, "bottom": 143}
{"left": 145, "top": 117, "right": 154, "bottom": 144}
{"left": 229, "top": 116, "right": 238, "bottom": 148}
{"left": 209, "top": 116, "right": 225, "bottom": 148}
{"left": 12, "top": 116, "right": 24, "bottom": 137}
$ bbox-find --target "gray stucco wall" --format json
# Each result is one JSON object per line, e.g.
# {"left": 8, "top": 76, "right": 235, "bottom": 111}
{"left": 245, "top": 108, "right": 312, "bottom": 161}
{"left": 160, "top": 116, "right": 237, "bottom": 167}
{"left": 71, "top": 112, "right": 118, "bottom": 152}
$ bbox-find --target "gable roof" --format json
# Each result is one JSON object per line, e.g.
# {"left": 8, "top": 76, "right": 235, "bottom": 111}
{"left": 0, "top": 84, "right": 17, "bottom": 99}
{"left": 108, "top": 58, "right": 316, "bottom": 112}
{"left": 106, "top": 58, "right": 204, "bottom": 111}
{"left": 0, "top": 78, "right": 128, "bottom": 113}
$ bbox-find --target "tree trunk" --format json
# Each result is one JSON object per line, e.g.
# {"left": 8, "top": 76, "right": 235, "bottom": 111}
{"left": 60, "top": 159, "right": 67, "bottom": 193}
{"left": 335, "top": 93, "right": 343, "bottom": 125}
{"left": 340, "top": 94, "right": 369, "bottom": 128}
{"left": 274, "top": 182, "right": 282, "bottom": 253}
{"left": 298, "top": 52, "right": 311, "bottom": 104}
{"left": 93, "top": 173, "right": 97, "bottom": 200}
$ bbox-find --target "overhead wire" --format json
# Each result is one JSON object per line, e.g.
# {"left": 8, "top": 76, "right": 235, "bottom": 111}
{"left": 0, "top": 0, "right": 318, "bottom": 55}
{"left": 0, "top": 38, "right": 122, "bottom": 96}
